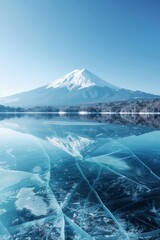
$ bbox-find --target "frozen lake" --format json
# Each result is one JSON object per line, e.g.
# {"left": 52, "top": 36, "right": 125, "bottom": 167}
{"left": 0, "top": 114, "right": 160, "bottom": 240}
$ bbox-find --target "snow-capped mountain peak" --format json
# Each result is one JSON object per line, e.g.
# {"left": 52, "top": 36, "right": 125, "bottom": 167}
{"left": 47, "top": 68, "right": 119, "bottom": 91}
{"left": 0, "top": 68, "right": 158, "bottom": 108}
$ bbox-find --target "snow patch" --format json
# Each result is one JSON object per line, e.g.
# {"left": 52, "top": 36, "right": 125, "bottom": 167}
{"left": 79, "top": 111, "right": 89, "bottom": 115}
{"left": 16, "top": 188, "right": 48, "bottom": 216}
{"left": 59, "top": 111, "right": 67, "bottom": 115}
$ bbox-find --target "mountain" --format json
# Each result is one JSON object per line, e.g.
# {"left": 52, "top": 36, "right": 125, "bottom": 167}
{"left": 0, "top": 69, "right": 159, "bottom": 107}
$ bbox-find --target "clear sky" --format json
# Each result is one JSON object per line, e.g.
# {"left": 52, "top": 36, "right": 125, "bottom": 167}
{"left": 0, "top": 0, "right": 160, "bottom": 97}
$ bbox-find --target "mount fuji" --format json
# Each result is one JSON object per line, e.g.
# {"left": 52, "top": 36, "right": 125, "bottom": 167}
{"left": 0, "top": 69, "right": 159, "bottom": 107}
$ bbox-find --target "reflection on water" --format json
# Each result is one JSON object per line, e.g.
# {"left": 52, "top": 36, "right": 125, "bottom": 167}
{"left": 1, "top": 112, "right": 160, "bottom": 127}
{"left": 0, "top": 114, "right": 160, "bottom": 239}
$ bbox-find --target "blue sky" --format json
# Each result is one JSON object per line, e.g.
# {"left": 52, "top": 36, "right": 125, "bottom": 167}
{"left": 0, "top": 0, "right": 160, "bottom": 97}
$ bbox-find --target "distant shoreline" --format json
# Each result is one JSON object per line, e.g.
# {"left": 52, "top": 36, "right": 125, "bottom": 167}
{"left": 0, "top": 112, "right": 160, "bottom": 114}
{"left": 0, "top": 99, "right": 160, "bottom": 114}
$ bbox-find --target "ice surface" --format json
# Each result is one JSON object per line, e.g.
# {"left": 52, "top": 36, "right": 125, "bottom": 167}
{"left": 0, "top": 116, "right": 160, "bottom": 239}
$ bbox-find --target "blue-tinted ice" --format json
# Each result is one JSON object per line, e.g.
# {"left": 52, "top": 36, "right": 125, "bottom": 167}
{"left": 0, "top": 115, "right": 160, "bottom": 239}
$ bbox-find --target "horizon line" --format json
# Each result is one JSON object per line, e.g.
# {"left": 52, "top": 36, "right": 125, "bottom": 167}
{"left": 0, "top": 112, "right": 160, "bottom": 115}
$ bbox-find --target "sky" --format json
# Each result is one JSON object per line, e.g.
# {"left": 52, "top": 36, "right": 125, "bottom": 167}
{"left": 0, "top": 0, "right": 160, "bottom": 97}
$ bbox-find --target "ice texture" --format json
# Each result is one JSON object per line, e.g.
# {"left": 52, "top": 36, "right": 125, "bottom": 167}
{"left": 0, "top": 116, "right": 160, "bottom": 239}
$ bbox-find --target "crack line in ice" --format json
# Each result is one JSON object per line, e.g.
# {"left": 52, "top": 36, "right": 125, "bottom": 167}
{"left": 0, "top": 221, "right": 12, "bottom": 239}
{"left": 45, "top": 214, "right": 65, "bottom": 240}
{"left": 0, "top": 169, "right": 44, "bottom": 190}
{"left": 113, "top": 189, "right": 160, "bottom": 216}
{"left": 129, "top": 228, "right": 160, "bottom": 239}
{"left": 102, "top": 165, "right": 150, "bottom": 190}
{"left": 9, "top": 214, "right": 62, "bottom": 230}
{"left": 76, "top": 161, "right": 130, "bottom": 240}
{"left": 83, "top": 159, "right": 149, "bottom": 190}
{"left": 32, "top": 136, "right": 52, "bottom": 182}
{"left": 80, "top": 167, "right": 101, "bottom": 229}
{"left": 64, "top": 214, "right": 94, "bottom": 240}
{"left": 134, "top": 216, "right": 157, "bottom": 229}
{"left": 122, "top": 144, "right": 160, "bottom": 182}
{"left": 61, "top": 182, "right": 81, "bottom": 209}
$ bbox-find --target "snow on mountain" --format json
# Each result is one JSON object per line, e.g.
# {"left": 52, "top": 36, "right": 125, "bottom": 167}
{"left": 47, "top": 69, "right": 119, "bottom": 91}
{"left": 0, "top": 68, "right": 159, "bottom": 107}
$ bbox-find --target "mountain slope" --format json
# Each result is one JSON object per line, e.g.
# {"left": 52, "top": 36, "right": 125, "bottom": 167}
{"left": 0, "top": 69, "right": 159, "bottom": 107}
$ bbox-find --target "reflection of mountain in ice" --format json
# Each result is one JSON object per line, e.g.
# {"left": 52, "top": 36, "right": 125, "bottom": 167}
{"left": 0, "top": 117, "right": 160, "bottom": 239}
{"left": 48, "top": 135, "right": 93, "bottom": 158}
